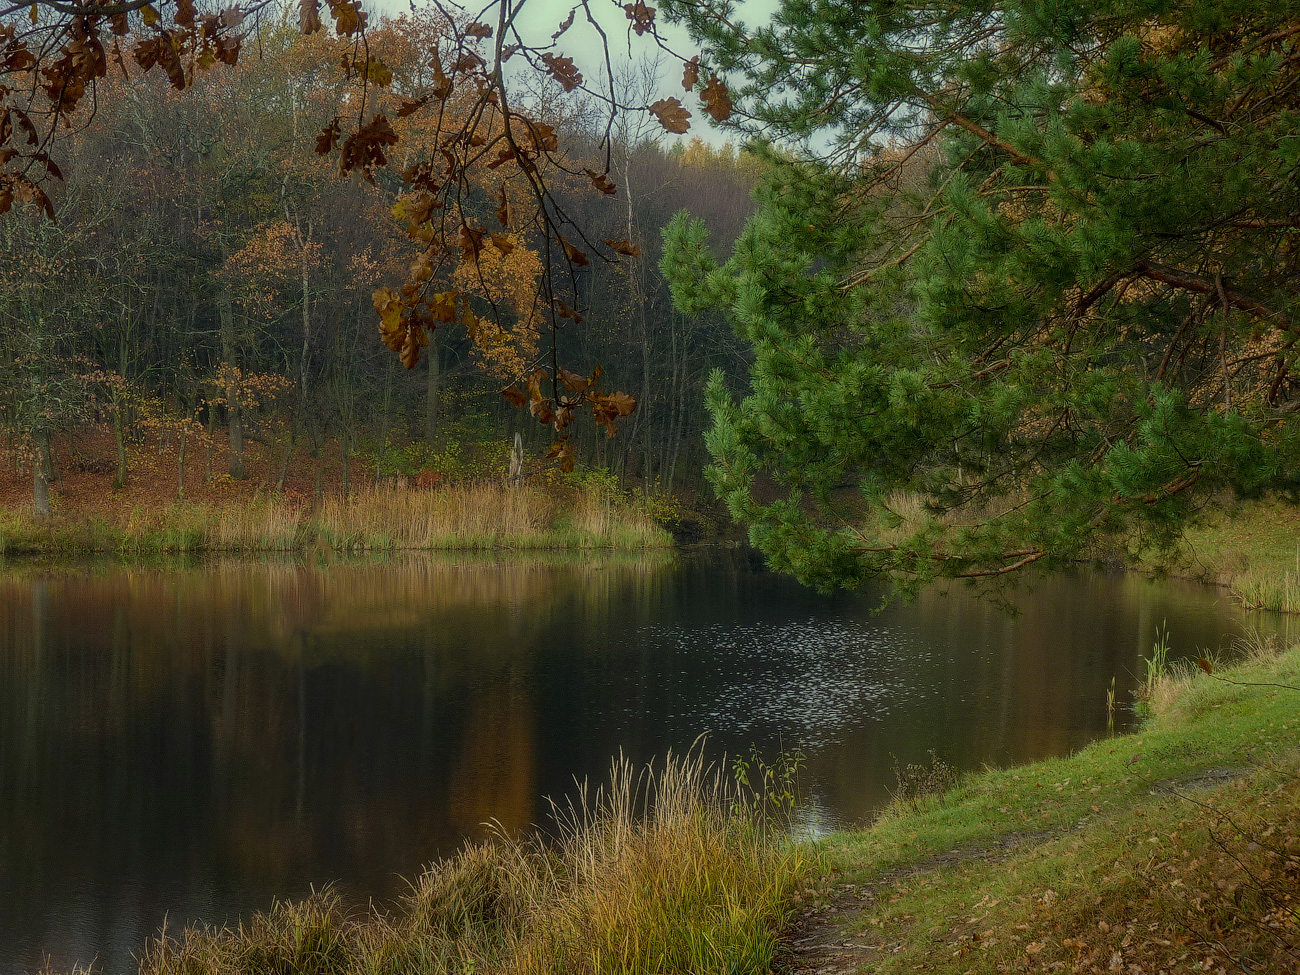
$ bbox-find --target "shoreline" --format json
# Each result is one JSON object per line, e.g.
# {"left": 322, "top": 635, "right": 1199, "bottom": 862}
{"left": 791, "top": 639, "right": 1300, "bottom": 973}
{"left": 0, "top": 482, "right": 675, "bottom": 557}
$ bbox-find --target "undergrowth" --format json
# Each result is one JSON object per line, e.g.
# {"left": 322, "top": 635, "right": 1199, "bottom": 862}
{"left": 119, "top": 746, "right": 809, "bottom": 975}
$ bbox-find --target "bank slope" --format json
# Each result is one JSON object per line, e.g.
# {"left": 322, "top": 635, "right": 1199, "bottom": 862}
{"left": 789, "top": 642, "right": 1300, "bottom": 974}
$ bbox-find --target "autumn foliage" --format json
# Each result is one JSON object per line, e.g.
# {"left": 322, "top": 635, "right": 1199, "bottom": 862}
{"left": 1, "top": 0, "right": 739, "bottom": 470}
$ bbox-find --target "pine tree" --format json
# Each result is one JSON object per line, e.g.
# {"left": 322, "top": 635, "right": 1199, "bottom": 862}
{"left": 661, "top": 0, "right": 1300, "bottom": 593}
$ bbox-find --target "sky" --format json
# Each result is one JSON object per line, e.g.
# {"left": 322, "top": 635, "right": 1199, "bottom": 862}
{"left": 373, "top": 0, "right": 782, "bottom": 146}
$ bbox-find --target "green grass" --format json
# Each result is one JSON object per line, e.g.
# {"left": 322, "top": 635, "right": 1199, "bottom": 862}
{"left": 1128, "top": 496, "right": 1300, "bottom": 612}
{"left": 118, "top": 748, "right": 809, "bottom": 975}
{"left": 803, "top": 640, "right": 1300, "bottom": 974}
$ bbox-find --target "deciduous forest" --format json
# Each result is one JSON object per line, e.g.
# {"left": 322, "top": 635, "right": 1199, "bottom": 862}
{"left": 0, "top": 7, "right": 757, "bottom": 526}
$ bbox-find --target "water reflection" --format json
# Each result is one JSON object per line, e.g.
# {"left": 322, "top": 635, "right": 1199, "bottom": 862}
{"left": 0, "top": 553, "right": 1288, "bottom": 974}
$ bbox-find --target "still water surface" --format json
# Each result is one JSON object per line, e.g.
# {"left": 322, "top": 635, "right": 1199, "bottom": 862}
{"left": 0, "top": 552, "right": 1289, "bottom": 973}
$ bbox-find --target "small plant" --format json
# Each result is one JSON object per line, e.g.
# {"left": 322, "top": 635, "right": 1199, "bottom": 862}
{"left": 886, "top": 750, "right": 958, "bottom": 816}
{"left": 1106, "top": 675, "right": 1117, "bottom": 732}
{"left": 1144, "top": 619, "right": 1172, "bottom": 700}
{"left": 731, "top": 745, "right": 806, "bottom": 827}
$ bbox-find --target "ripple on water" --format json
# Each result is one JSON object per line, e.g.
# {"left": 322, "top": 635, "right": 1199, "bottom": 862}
{"left": 641, "top": 618, "right": 929, "bottom": 747}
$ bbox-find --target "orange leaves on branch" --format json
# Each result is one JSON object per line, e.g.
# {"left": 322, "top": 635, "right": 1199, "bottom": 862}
{"left": 338, "top": 114, "right": 397, "bottom": 180}
{"left": 541, "top": 53, "right": 582, "bottom": 92}
{"left": 589, "top": 390, "right": 637, "bottom": 438}
{"left": 506, "top": 365, "right": 637, "bottom": 449}
{"left": 132, "top": 33, "right": 187, "bottom": 90}
{"left": 623, "top": 2, "right": 656, "bottom": 35}
{"left": 649, "top": 97, "right": 691, "bottom": 134}
{"left": 701, "top": 75, "right": 733, "bottom": 122}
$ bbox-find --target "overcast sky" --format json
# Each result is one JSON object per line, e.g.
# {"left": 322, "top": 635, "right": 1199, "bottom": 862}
{"left": 371, "top": 0, "right": 782, "bottom": 145}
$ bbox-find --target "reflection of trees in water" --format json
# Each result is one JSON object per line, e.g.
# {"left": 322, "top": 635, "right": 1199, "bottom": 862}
{"left": 0, "top": 557, "right": 1285, "bottom": 970}
{"left": 0, "top": 555, "right": 673, "bottom": 969}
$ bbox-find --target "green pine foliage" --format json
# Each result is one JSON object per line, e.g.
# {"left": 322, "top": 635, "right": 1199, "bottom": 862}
{"left": 660, "top": 0, "right": 1300, "bottom": 593}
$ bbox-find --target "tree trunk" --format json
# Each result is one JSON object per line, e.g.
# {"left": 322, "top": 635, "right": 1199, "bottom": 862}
{"left": 113, "top": 336, "right": 129, "bottom": 488}
{"left": 219, "top": 296, "right": 247, "bottom": 479}
{"left": 177, "top": 427, "right": 187, "bottom": 499}
{"left": 275, "top": 424, "right": 297, "bottom": 493}
{"left": 341, "top": 430, "right": 352, "bottom": 496}
{"left": 425, "top": 335, "right": 441, "bottom": 440}
{"left": 33, "top": 433, "right": 51, "bottom": 517}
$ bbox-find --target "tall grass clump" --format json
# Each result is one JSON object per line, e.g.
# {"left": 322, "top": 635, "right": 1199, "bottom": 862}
{"left": 208, "top": 498, "right": 303, "bottom": 551}
{"left": 1231, "top": 565, "right": 1300, "bottom": 613}
{"left": 313, "top": 483, "right": 670, "bottom": 551}
{"left": 133, "top": 746, "right": 808, "bottom": 975}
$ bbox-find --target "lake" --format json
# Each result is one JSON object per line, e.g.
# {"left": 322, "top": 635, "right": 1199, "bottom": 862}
{"left": 0, "top": 552, "right": 1289, "bottom": 974}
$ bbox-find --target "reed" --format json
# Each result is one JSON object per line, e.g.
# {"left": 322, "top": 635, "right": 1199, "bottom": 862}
{"left": 131, "top": 747, "right": 809, "bottom": 975}
{"left": 312, "top": 483, "right": 670, "bottom": 551}
{"left": 0, "top": 482, "right": 672, "bottom": 556}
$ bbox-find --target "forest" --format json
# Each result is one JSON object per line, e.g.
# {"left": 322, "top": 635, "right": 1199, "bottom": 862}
{"left": 3, "top": 2, "right": 1300, "bottom": 974}
{"left": 0, "top": 11, "right": 758, "bottom": 529}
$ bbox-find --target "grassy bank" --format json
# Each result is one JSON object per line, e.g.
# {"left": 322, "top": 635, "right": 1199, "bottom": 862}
{"left": 1131, "top": 497, "right": 1300, "bottom": 613}
{"left": 112, "top": 750, "right": 807, "bottom": 975}
{"left": 0, "top": 483, "right": 672, "bottom": 556}
{"left": 794, "top": 638, "right": 1300, "bottom": 974}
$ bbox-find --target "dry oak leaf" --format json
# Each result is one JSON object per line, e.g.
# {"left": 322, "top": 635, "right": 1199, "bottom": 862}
{"left": 586, "top": 168, "right": 617, "bottom": 195}
{"left": 327, "top": 0, "right": 365, "bottom": 37}
{"left": 465, "top": 21, "right": 492, "bottom": 39}
{"left": 395, "top": 96, "right": 428, "bottom": 118}
{"left": 374, "top": 287, "right": 405, "bottom": 348}
{"left": 552, "top": 8, "right": 574, "bottom": 40}
{"left": 557, "top": 235, "right": 589, "bottom": 268}
{"left": 553, "top": 298, "right": 583, "bottom": 323}
{"left": 649, "top": 97, "right": 691, "bottom": 134}
{"left": 496, "top": 183, "right": 510, "bottom": 227}
{"left": 541, "top": 53, "right": 582, "bottom": 92}
{"left": 558, "top": 366, "right": 589, "bottom": 393}
{"left": 701, "top": 75, "right": 732, "bottom": 122}
{"left": 623, "top": 1, "right": 655, "bottom": 35}
{"left": 428, "top": 291, "right": 458, "bottom": 324}
{"left": 490, "top": 233, "right": 515, "bottom": 256}
{"left": 548, "top": 438, "right": 576, "bottom": 473}
{"left": 338, "top": 114, "right": 398, "bottom": 178}
{"left": 315, "top": 117, "right": 341, "bottom": 154}
{"left": 501, "top": 385, "right": 527, "bottom": 408}
{"left": 682, "top": 55, "right": 699, "bottom": 91}
{"left": 298, "top": 0, "right": 322, "bottom": 34}
{"left": 604, "top": 238, "right": 641, "bottom": 258}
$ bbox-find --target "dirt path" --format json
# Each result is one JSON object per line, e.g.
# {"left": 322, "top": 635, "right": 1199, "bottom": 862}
{"left": 772, "top": 768, "right": 1251, "bottom": 974}
{"left": 771, "top": 832, "right": 1054, "bottom": 975}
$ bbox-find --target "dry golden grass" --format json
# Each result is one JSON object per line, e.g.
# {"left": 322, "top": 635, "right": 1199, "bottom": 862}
{"left": 0, "top": 483, "right": 671, "bottom": 554}
{"left": 314, "top": 483, "right": 668, "bottom": 551}
{"left": 129, "top": 748, "right": 809, "bottom": 975}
